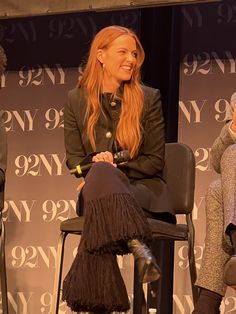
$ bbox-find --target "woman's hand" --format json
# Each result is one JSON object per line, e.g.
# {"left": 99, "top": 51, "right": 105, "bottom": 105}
{"left": 231, "top": 104, "right": 236, "bottom": 133}
{"left": 92, "top": 151, "right": 117, "bottom": 167}
{"left": 76, "top": 152, "right": 116, "bottom": 191}
{"left": 76, "top": 177, "right": 85, "bottom": 192}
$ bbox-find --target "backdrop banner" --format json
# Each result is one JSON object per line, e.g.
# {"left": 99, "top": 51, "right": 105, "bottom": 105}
{"left": 0, "top": 0, "right": 220, "bottom": 19}
{"left": 176, "top": 0, "right": 236, "bottom": 313}
{"left": 0, "top": 10, "right": 139, "bottom": 314}
{"left": 1, "top": 0, "right": 236, "bottom": 313}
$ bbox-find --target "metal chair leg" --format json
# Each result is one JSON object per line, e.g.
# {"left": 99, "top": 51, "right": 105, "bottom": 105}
{"left": 133, "top": 261, "right": 147, "bottom": 314}
{"left": 52, "top": 231, "right": 67, "bottom": 314}
{"left": 0, "top": 220, "right": 8, "bottom": 314}
{"left": 187, "top": 214, "right": 199, "bottom": 306}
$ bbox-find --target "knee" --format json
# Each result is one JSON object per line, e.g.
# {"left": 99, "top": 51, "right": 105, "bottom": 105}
{"left": 85, "top": 161, "right": 128, "bottom": 187}
{"left": 82, "top": 162, "right": 119, "bottom": 197}
{"left": 86, "top": 161, "right": 116, "bottom": 179}
{"left": 221, "top": 144, "right": 236, "bottom": 169}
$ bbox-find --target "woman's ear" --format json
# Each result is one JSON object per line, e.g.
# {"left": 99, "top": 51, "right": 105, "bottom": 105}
{"left": 97, "top": 49, "right": 104, "bottom": 64}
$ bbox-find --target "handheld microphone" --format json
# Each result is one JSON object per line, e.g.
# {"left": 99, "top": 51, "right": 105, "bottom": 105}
{"left": 70, "top": 150, "right": 130, "bottom": 176}
{"left": 113, "top": 150, "right": 130, "bottom": 164}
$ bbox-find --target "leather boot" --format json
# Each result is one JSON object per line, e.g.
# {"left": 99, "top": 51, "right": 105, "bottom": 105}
{"left": 223, "top": 255, "right": 236, "bottom": 289}
{"left": 224, "top": 228, "right": 236, "bottom": 289}
{"left": 128, "top": 239, "right": 161, "bottom": 283}
{"left": 192, "top": 288, "right": 222, "bottom": 314}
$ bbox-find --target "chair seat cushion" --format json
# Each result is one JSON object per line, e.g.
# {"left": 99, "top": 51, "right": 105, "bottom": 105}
{"left": 147, "top": 218, "right": 188, "bottom": 240}
{"left": 60, "top": 217, "right": 84, "bottom": 233}
{"left": 60, "top": 217, "right": 188, "bottom": 241}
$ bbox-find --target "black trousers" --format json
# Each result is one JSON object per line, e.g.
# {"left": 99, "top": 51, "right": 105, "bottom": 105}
{"left": 62, "top": 162, "right": 175, "bottom": 313}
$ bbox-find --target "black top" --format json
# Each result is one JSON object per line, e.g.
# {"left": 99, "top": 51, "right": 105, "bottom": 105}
{"left": 64, "top": 84, "right": 168, "bottom": 202}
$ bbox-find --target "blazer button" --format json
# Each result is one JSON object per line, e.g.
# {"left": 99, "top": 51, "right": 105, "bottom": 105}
{"left": 110, "top": 101, "right": 116, "bottom": 107}
{"left": 105, "top": 131, "right": 112, "bottom": 138}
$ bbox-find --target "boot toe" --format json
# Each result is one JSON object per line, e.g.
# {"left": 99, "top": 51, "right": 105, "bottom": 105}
{"left": 139, "top": 259, "right": 161, "bottom": 284}
{"left": 223, "top": 255, "right": 236, "bottom": 289}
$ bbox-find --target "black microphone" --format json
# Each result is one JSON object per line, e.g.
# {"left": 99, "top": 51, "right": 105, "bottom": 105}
{"left": 113, "top": 150, "right": 130, "bottom": 164}
{"left": 70, "top": 150, "right": 130, "bottom": 176}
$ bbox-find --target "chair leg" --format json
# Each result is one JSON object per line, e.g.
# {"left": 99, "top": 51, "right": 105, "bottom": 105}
{"left": 187, "top": 214, "right": 199, "bottom": 306}
{"left": 133, "top": 262, "right": 147, "bottom": 314}
{"left": 148, "top": 239, "right": 174, "bottom": 314}
{"left": 52, "top": 231, "right": 67, "bottom": 314}
{"left": 0, "top": 221, "right": 8, "bottom": 314}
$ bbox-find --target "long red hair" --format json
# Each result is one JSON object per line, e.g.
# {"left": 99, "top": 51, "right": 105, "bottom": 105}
{"left": 79, "top": 25, "right": 145, "bottom": 158}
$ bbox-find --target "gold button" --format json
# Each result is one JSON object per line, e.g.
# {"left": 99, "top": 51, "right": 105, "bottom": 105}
{"left": 110, "top": 101, "right": 116, "bottom": 107}
{"left": 106, "top": 131, "right": 112, "bottom": 138}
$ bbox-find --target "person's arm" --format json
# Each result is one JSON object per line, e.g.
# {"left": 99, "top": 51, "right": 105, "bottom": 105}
{"left": 122, "top": 87, "right": 165, "bottom": 179}
{"left": 229, "top": 103, "right": 236, "bottom": 136}
{"left": 0, "top": 110, "right": 7, "bottom": 187}
{"left": 64, "top": 88, "right": 88, "bottom": 170}
{"left": 211, "top": 104, "right": 236, "bottom": 173}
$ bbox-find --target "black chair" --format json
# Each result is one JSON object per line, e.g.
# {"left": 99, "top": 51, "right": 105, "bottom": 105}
{"left": 133, "top": 142, "right": 197, "bottom": 314}
{"left": 0, "top": 178, "right": 8, "bottom": 314}
{"left": 52, "top": 142, "right": 197, "bottom": 314}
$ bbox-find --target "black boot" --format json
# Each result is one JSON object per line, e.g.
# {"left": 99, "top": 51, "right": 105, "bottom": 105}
{"left": 224, "top": 255, "right": 236, "bottom": 289}
{"left": 229, "top": 226, "right": 236, "bottom": 253}
{"left": 192, "top": 288, "right": 222, "bottom": 314}
{"left": 224, "top": 228, "right": 236, "bottom": 289}
{"left": 128, "top": 239, "right": 161, "bottom": 284}
{"left": 224, "top": 224, "right": 236, "bottom": 290}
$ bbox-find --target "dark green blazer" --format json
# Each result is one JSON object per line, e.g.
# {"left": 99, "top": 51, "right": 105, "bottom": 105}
{"left": 64, "top": 84, "right": 173, "bottom": 213}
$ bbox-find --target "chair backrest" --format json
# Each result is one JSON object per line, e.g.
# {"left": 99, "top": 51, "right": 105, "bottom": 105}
{"left": 0, "top": 110, "right": 7, "bottom": 214}
{"left": 163, "top": 142, "right": 195, "bottom": 215}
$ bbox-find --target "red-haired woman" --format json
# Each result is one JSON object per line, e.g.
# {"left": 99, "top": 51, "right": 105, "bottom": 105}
{"left": 62, "top": 25, "right": 174, "bottom": 313}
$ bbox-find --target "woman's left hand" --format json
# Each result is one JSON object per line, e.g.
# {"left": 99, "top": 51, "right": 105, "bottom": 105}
{"left": 231, "top": 104, "right": 236, "bottom": 133}
{"left": 92, "top": 151, "right": 117, "bottom": 166}
{"left": 76, "top": 178, "right": 85, "bottom": 192}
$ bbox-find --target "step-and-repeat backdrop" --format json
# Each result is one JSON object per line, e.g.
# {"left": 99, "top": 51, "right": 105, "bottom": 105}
{"left": 176, "top": 0, "right": 236, "bottom": 313}
{"left": 0, "top": 10, "right": 140, "bottom": 314}
{"left": 1, "top": 0, "right": 236, "bottom": 313}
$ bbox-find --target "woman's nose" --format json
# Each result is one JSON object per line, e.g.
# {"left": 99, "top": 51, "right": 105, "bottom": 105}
{"left": 126, "top": 52, "right": 135, "bottom": 62}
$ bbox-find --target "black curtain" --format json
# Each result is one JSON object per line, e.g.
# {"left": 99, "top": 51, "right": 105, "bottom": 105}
{"left": 140, "top": 7, "right": 182, "bottom": 313}
{"left": 140, "top": 6, "right": 181, "bottom": 143}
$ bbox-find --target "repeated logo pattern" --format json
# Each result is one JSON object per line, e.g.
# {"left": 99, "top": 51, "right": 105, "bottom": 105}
{"left": 177, "top": 1, "right": 236, "bottom": 313}
{"left": 1, "top": 1, "right": 236, "bottom": 313}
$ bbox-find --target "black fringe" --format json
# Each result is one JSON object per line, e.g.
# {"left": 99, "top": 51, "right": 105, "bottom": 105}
{"left": 62, "top": 250, "right": 130, "bottom": 313}
{"left": 83, "top": 193, "right": 152, "bottom": 255}
{"left": 62, "top": 192, "right": 151, "bottom": 313}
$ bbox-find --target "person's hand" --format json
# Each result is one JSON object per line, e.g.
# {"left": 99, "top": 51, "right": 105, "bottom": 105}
{"left": 0, "top": 170, "right": 4, "bottom": 188}
{"left": 76, "top": 178, "right": 85, "bottom": 192}
{"left": 230, "top": 103, "right": 236, "bottom": 133}
{"left": 92, "top": 151, "right": 117, "bottom": 167}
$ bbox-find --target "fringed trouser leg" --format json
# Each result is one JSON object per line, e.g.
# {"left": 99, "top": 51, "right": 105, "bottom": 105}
{"left": 196, "top": 145, "right": 236, "bottom": 296}
{"left": 62, "top": 162, "right": 152, "bottom": 313}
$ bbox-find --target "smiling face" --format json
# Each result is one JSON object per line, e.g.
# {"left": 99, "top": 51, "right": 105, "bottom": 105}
{"left": 97, "top": 34, "right": 137, "bottom": 92}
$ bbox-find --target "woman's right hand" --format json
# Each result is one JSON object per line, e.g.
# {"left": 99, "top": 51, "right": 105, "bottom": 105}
{"left": 92, "top": 151, "right": 117, "bottom": 167}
